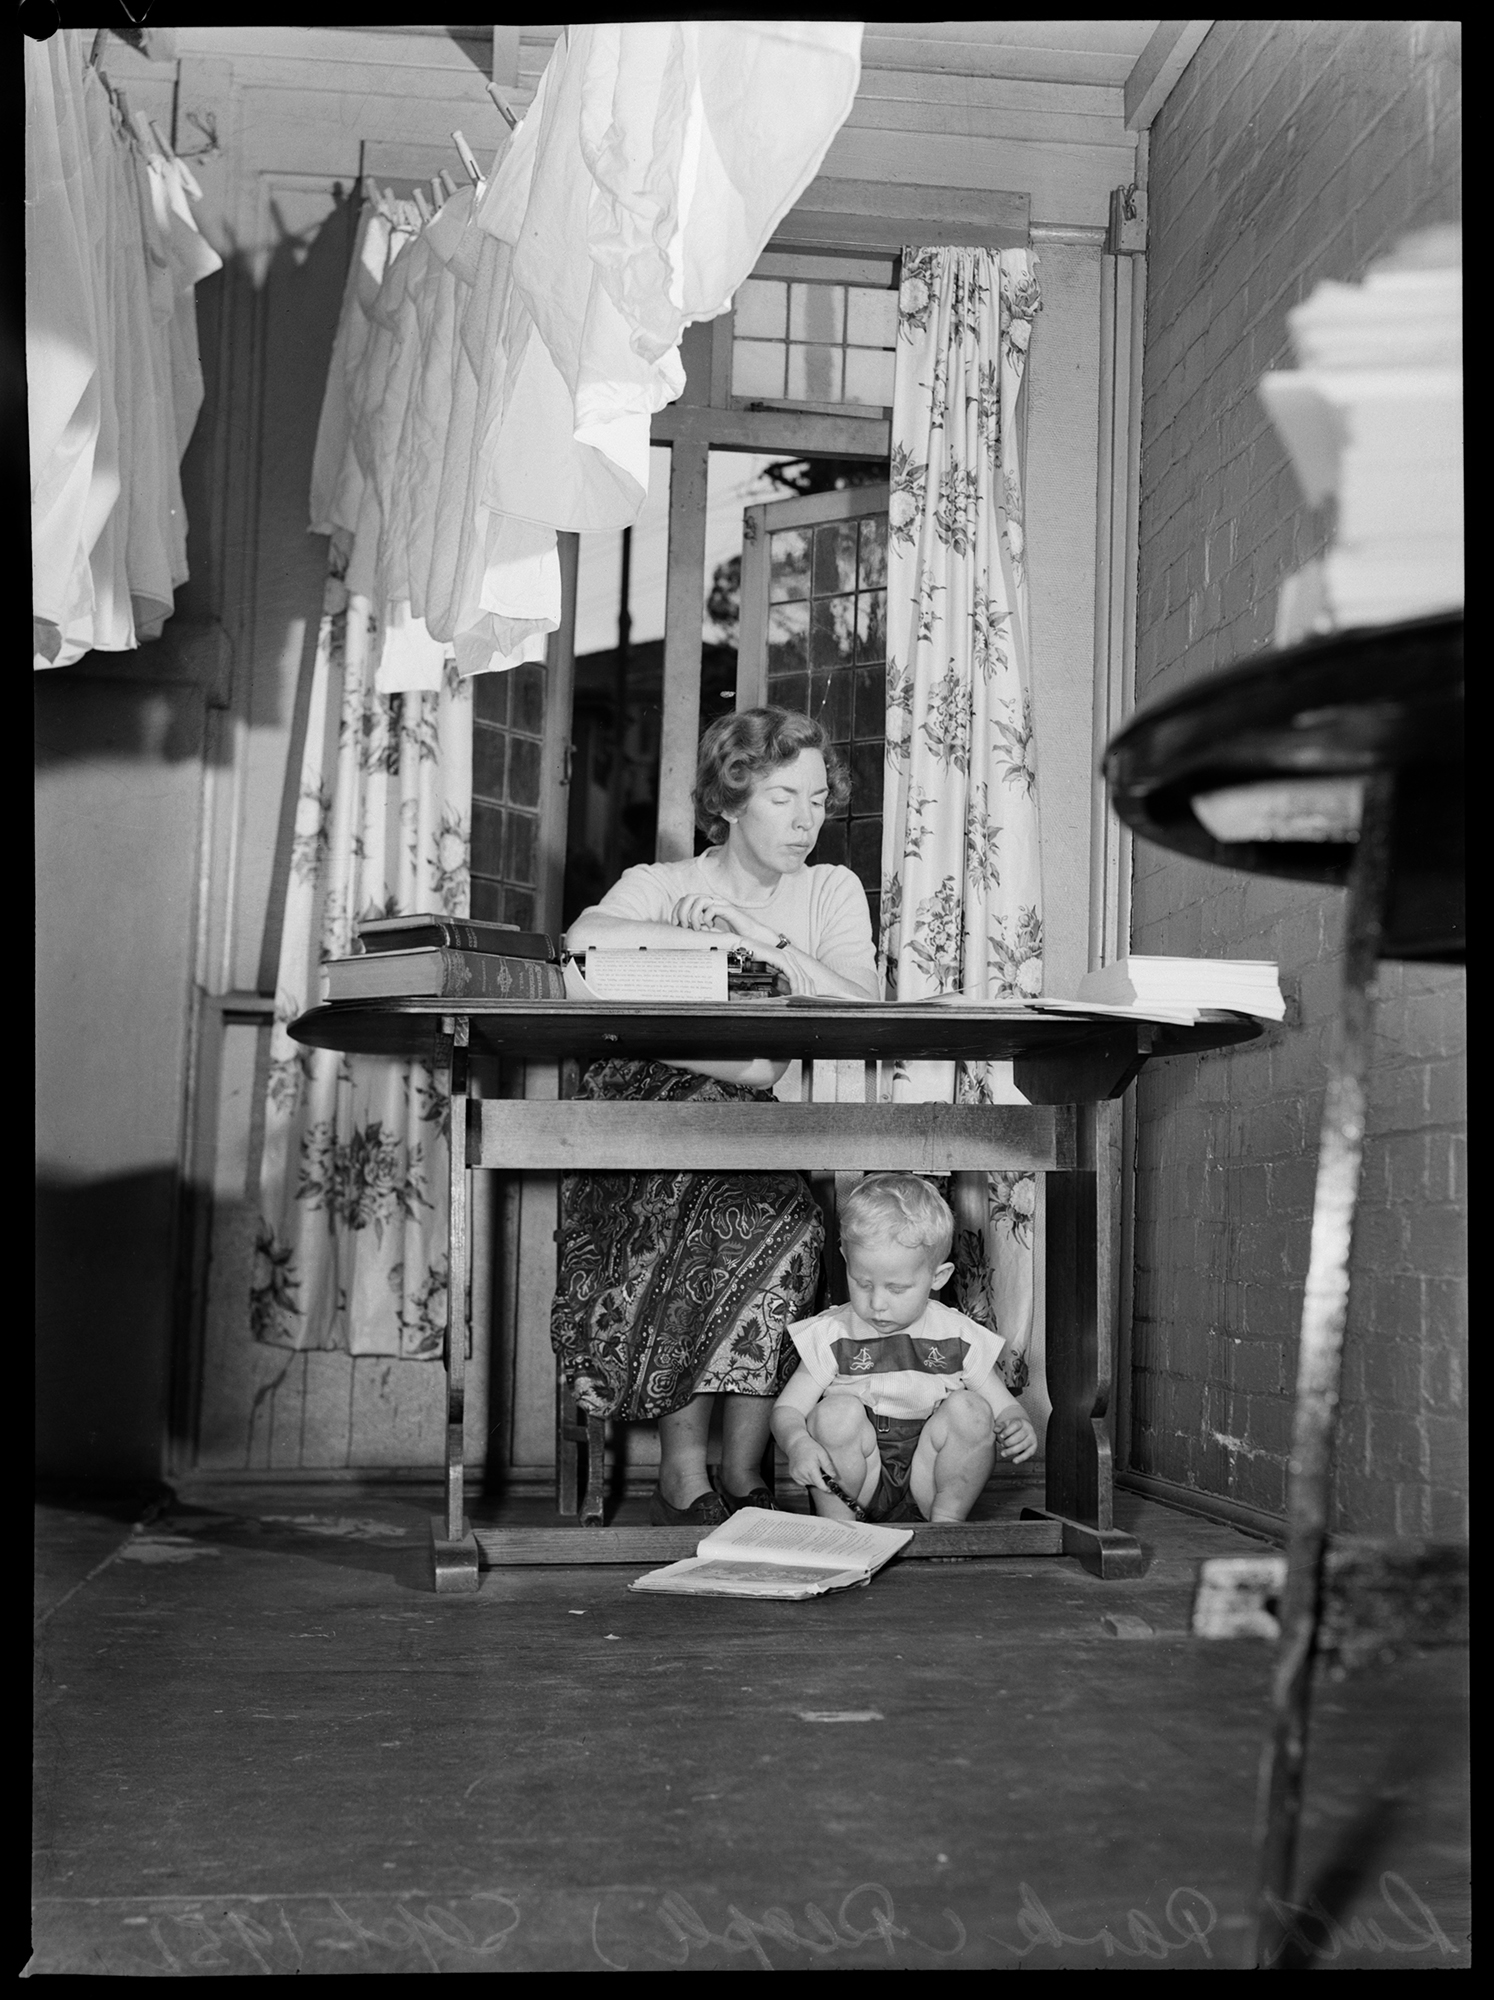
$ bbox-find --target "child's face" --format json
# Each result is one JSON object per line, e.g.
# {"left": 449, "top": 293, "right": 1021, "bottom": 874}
{"left": 843, "top": 1235, "right": 954, "bottom": 1335}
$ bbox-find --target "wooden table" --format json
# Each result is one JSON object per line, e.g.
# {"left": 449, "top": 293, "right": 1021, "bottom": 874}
{"left": 290, "top": 997, "right": 1260, "bottom": 1590}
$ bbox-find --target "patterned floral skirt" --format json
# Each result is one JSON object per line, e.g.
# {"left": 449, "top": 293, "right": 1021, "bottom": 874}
{"left": 549, "top": 1059, "right": 824, "bottom": 1420}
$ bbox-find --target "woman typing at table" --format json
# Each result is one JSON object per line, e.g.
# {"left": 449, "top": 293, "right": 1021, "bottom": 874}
{"left": 551, "top": 706, "right": 881, "bottom": 1525}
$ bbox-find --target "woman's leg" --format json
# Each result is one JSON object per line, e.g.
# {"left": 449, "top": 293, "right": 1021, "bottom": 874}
{"left": 909, "top": 1392, "right": 996, "bottom": 1522}
{"left": 656, "top": 1394, "right": 715, "bottom": 1509}
{"left": 719, "top": 1393, "right": 776, "bottom": 1497}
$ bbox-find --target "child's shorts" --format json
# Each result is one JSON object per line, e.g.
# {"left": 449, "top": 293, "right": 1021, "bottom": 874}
{"left": 862, "top": 1411, "right": 929, "bottom": 1523}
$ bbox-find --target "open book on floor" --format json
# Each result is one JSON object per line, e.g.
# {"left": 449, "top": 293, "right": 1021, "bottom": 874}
{"left": 629, "top": 1507, "right": 913, "bottom": 1599}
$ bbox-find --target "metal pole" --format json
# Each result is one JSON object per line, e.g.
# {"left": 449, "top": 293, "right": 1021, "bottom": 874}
{"left": 1253, "top": 769, "right": 1396, "bottom": 1968}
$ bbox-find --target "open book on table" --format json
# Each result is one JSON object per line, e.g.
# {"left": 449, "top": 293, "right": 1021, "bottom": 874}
{"left": 629, "top": 1507, "right": 913, "bottom": 1599}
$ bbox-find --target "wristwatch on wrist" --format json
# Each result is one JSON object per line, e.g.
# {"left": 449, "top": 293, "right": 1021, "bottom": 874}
{"left": 774, "top": 933, "right": 792, "bottom": 952}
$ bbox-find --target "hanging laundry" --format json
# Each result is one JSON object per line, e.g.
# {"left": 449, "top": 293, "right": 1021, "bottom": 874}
{"left": 26, "top": 30, "right": 220, "bottom": 670}
{"left": 312, "top": 21, "right": 863, "bottom": 691}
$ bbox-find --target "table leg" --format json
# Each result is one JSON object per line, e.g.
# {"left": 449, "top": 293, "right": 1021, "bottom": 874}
{"left": 1253, "top": 773, "right": 1395, "bottom": 1966}
{"left": 430, "top": 1017, "right": 479, "bottom": 1593}
{"left": 1022, "top": 1101, "right": 1143, "bottom": 1577}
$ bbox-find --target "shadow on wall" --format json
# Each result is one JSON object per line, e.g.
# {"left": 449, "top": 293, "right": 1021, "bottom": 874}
{"left": 34, "top": 182, "right": 362, "bottom": 1485}
{"left": 35, "top": 1169, "right": 189, "bottom": 1485}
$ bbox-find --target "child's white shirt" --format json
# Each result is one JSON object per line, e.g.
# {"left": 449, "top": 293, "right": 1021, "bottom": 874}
{"left": 787, "top": 1300, "right": 1005, "bottom": 1421}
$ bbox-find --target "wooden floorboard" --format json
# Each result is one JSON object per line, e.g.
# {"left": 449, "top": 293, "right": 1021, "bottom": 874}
{"left": 471, "top": 1519, "right": 1065, "bottom": 1565}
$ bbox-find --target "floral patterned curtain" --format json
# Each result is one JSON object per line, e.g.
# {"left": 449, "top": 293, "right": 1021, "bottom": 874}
{"left": 879, "top": 245, "right": 1044, "bottom": 1390}
{"left": 250, "top": 558, "right": 473, "bottom": 1356}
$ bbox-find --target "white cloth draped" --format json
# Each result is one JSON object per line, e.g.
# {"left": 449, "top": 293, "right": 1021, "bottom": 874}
{"left": 325, "top": 20, "right": 862, "bottom": 691}
{"left": 879, "top": 246, "right": 1044, "bottom": 1392}
{"left": 27, "top": 32, "right": 219, "bottom": 668}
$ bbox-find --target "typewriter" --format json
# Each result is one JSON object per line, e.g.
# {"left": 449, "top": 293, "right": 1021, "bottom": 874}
{"left": 726, "top": 945, "right": 789, "bottom": 998}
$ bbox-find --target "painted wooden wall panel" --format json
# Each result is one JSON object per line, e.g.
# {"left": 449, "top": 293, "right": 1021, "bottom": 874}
{"left": 1025, "top": 241, "right": 1106, "bottom": 1004}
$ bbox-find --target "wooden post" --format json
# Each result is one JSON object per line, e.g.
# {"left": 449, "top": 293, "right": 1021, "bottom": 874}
{"left": 1254, "top": 772, "right": 1395, "bottom": 1967}
{"left": 655, "top": 432, "right": 710, "bottom": 862}
{"left": 430, "top": 1017, "right": 480, "bottom": 1591}
{"left": 1022, "top": 1096, "right": 1142, "bottom": 1576}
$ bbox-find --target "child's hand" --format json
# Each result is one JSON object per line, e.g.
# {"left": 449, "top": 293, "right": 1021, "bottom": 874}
{"left": 994, "top": 1407, "right": 1038, "bottom": 1463}
{"left": 785, "top": 1435, "right": 837, "bottom": 1492}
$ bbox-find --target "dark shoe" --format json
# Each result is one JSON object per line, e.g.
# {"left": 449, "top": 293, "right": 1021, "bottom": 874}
{"left": 649, "top": 1485, "right": 731, "bottom": 1527}
{"left": 710, "top": 1467, "right": 777, "bottom": 1513}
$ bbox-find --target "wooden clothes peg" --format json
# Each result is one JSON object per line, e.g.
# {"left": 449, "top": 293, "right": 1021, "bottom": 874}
{"left": 438, "top": 169, "right": 459, "bottom": 201}
{"left": 412, "top": 186, "right": 432, "bottom": 225}
{"left": 485, "top": 80, "right": 519, "bottom": 131}
{"left": 451, "top": 130, "right": 484, "bottom": 187}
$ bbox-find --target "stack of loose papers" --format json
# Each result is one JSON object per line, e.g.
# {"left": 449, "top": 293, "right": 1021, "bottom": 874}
{"left": 1257, "top": 226, "right": 1462, "bottom": 640}
{"left": 630, "top": 1508, "right": 913, "bottom": 1599}
{"left": 1075, "top": 956, "right": 1285, "bottom": 1024}
{"left": 564, "top": 947, "right": 730, "bottom": 1003}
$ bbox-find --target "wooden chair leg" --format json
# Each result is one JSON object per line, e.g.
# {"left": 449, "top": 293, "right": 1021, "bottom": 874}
{"left": 580, "top": 1412, "right": 606, "bottom": 1527}
{"left": 556, "top": 1378, "right": 581, "bottom": 1516}
{"left": 556, "top": 1377, "right": 608, "bottom": 1526}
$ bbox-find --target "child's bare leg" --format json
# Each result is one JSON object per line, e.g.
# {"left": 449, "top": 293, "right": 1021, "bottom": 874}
{"left": 805, "top": 1395, "right": 879, "bottom": 1517}
{"left": 910, "top": 1392, "right": 996, "bottom": 1522}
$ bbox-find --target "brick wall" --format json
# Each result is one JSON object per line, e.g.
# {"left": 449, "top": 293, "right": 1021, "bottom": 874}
{"left": 1128, "top": 21, "right": 1464, "bottom": 1534}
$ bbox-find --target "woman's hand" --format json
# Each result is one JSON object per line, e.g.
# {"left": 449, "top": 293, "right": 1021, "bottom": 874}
{"left": 670, "top": 894, "right": 736, "bottom": 935}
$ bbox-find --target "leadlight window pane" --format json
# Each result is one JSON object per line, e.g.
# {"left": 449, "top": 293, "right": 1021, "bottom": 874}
{"left": 768, "top": 528, "right": 811, "bottom": 602}
{"left": 767, "top": 599, "right": 810, "bottom": 674}
{"left": 733, "top": 277, "right": 787, "bottom": 339}
{"left": 854, "top": 663, "right": 886, "bottom": 736}
{"left": 505, "top": 811, "right": 537, "bottom": 882}
{"left": 820, "top": 664, "right": 853, "bottom": 739}
{"left": 474, "top": 670, "right": 508, "bottom": 724}
{"left": 769, "top": 669, "right": 809, "bottom": 716}
{"left": 471, "top": 878, "right": 504, "bottom": 922}
{"left": 846, "top": 285, "right": 899, "bottom": 347}
{"left": 848, "top": 816, "right": 882, "bottom": 890}
{"left": 786, "top": 343, "right": 843, "bottom": 401}
{"left": 472, "top": 724, "right": 506, "bottom": 798}
{"left": 811, "top": 594, "right": 856, "bottom": 671}
{"left": 855, "top": 588, "right": 887, "bottom": 663}
{"left": 849, "top": 738, "right": 882, "bottom": 813}
{"left": 789, "top": 283, "right": 845, "bottom": 342}
{"left": 814, "top": 817, "right": 848, "bottom": 866}
{"left": 844, "top": 346, "right": 896, "bottom": 406}
{"left": 471, "top": 801, "right": 505, "bottom": 877}
{"left": 813, "top": 519, "right": 859, "bottom": 595}
{"left": 512, "top": 663, "right": 545, "bottom": 735}
{"left": 732, "top": 339, "right": 786, "bottom": 399}
{"left": 858, "top": 515, "right": 888, "bottom": 589}
{"left": 507, "top": 735, "right": 542, "bottom": 808}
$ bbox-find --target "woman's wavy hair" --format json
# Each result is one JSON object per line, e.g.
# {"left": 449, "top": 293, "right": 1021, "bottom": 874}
{"left": 693, "top": 706, "right": 850, "bottom": 845}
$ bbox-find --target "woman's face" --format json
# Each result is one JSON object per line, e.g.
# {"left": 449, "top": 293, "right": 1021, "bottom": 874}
{"left": 725, "top": 749, "right": 829, "bottom": 877}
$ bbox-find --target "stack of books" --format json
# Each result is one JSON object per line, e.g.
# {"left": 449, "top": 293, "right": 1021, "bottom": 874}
{"left": 1074, "top": 955, "right": 1286, "bottom": 1024}
{"left": 1257, "top": 224, "right": 1462, "bottom": 642}
{"left": 323, "top": 915, "right": 564, "bottom": 1001}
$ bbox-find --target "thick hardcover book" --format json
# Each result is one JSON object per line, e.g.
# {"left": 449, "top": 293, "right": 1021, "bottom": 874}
{"left": 356, "top": 915, "right": 557, "bottom": 961}
{"left": 325, "top": 948, "right": 566, "bottom": 1001}
{"left": 629, "top": 1509, "right": 913, "bottom": 1599}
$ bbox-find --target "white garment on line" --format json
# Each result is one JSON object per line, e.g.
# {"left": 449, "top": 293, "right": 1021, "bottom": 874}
{"left": 318, "top": 22, "right": 863, "bottom": 691}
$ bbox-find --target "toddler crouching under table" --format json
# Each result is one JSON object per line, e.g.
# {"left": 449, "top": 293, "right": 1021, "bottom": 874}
{"left": 772, "top": 1173, "right": 1037, "bottom": 1523}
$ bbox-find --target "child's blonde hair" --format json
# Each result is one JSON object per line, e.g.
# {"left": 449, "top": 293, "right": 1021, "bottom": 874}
{"left": 839, "top": 1173, "right": 954, "bottom": 1265}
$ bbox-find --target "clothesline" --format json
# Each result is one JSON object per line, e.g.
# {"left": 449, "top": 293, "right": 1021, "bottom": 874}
{"left": 28, "top": 29, "right": 221, "bottom": 670}
{"left": 309, "top": 19, "right": 866, "bottom": 694}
